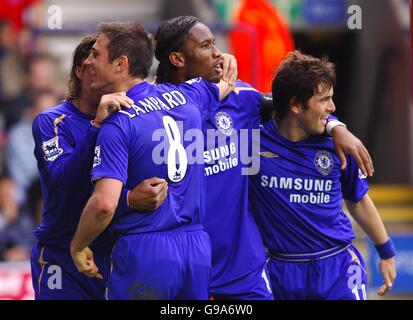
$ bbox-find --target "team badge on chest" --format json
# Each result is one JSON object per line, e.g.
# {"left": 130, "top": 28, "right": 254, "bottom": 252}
{"left": 314, "top": 150, "right": 333, "bottom": 176}
{"left": 215, "top": 111, "right": 233, "bottom": 136}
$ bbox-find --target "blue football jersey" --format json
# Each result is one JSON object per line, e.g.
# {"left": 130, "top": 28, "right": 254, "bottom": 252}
{"left": 32, "top": 101, "right": 113, "bottom": 249}
{"left": 92, "top": 79, "right": 219, "bottom": 234}
{"left": 249, "top": 120, "right": 369, "bottom": 254}
{"left": 203, "top": 80, "right": 267, "bottom": 287}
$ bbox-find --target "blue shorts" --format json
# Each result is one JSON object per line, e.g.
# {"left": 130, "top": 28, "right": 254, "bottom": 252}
{"left": 209, "top": 263, "right": 274, "bottom": 300}
{"left": 30, "top": 243, "right": 112, "bottom": 300}
{"left": 108, "top": 225, "right": 211, "bottom": 300}
{"left": 268, "top": 244, "right": 367, "bottom": 300}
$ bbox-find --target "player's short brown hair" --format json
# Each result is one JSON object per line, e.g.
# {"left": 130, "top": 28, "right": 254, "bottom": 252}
{"left": 272, "top": 50, "right": 336, "bottom": 121}
{"left": 97, "top": 21, "right": 154, "bottom": 78}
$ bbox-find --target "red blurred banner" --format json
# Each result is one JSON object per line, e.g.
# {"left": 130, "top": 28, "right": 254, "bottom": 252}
{"left": 0, "top": 262, "right": 34, "bottom": 300}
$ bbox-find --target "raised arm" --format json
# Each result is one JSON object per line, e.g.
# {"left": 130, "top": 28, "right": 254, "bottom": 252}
{"left": 257, "top": 93, "right": 374, "bottom": 177}
{"left": 32, "top": 93, "right": 133, "bottom": 191}
{"left": 220, "top": 53, "right": 237, "bottom": 86}
{"left": 216, "top": 53, "right": 237, "bottom": 100}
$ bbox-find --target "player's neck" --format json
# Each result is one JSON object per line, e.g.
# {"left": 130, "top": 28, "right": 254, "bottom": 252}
{"left": 277, "top": 117, "right": 310, "bottom": 142}
{"left": 73, "top": 95, "right": 100, "bottom": 116}
{"left": 166, "top": 73, "right": 185, "bottom": 85}
{"left": 116, "top": 76, "right": 145, "bottom": 92}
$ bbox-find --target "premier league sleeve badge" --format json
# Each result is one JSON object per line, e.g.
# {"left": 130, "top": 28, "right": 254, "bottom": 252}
{"left": 42, "top": 136, "right": 64, "bottom": 161}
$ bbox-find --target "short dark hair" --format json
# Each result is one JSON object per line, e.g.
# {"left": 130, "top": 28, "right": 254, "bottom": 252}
{"left": 154, "top": 16, "right": 199, "bottom": 83}
{"left": 272, "top": 50, "right": 336, "bottom": 121}
{"left": 97, "top": 21, "right": 154, "bottom": 78}
{"left": 66, "top": 34, "right": 97, "bottom": 100}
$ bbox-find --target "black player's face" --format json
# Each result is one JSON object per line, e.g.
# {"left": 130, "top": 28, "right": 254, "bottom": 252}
{"left": 181, "top": 23, "right": 223, "bottom": 83}
{"left": 85, "top": 34, "right": 118, "bottom": 93}
{"left": 298, "top": 85, "right": 336, "bottom": 136}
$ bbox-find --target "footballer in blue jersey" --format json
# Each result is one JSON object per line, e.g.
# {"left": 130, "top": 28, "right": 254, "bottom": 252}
{"left": 153, "top": 16, "right": 272, "bottom": 300}
{"left": 32, "top": 99, "right": 115, "bottom": 300}
{"left": 31, "top": 35, "right": 167, "bottom": 300}
{"left": 249, "top": 51, "right": 396, "bottom": 300}
{"left": 148, "top": 16, "right": 374, "bottom": 300}
{"left": 70, "top": 22, "right": 235, "bottom": 300}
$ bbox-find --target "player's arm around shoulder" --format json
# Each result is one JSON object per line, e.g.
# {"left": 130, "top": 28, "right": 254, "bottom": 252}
{"left": 93, "top": 92, "right": 134, "bottom": 128}
{"left": 126, "top": 177, "right": 168, "bottom": 211}
{"left": 345, "top": 194, "right": 397, "bottom": 296}
{"left": 329, "top": 122, "right": 374, "bottom": 178}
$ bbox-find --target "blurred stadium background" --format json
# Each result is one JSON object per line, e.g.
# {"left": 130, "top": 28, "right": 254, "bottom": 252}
{"left": 0, "top": 0, "right": 411, "bottom": 300}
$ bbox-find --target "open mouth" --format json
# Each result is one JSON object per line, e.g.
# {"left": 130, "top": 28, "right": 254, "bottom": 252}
{"left": 321, "top": 115, "right": 329, "bottom": 125}
{"left": 214, "top": 61, "right": 223, "bottom": 74}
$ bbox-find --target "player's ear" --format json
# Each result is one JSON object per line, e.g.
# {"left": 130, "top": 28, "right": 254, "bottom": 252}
{"left": 74, "top": 66, "right": 82, "bottom": 79}
{"left": 169, "top": 52, "right": 185, "bottom": 68}
{"left": 290, "top": 97, "right": 302, "bottom": 115}
{"left": 116, "top": 55, "right": 128, "bottom": 73}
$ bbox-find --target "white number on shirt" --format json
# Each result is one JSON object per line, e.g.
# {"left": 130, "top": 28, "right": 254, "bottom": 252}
{"left": 162, "top": 116, "right": 188, "bottom": 182}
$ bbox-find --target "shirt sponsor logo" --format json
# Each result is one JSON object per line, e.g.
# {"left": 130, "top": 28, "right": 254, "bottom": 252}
{"left": 260, "top": 175, "right": 333, "bottom": 204}
{"left": 215, "top": 111, "right": 233, "bottom": 136}
{"left": 204, "top": 142, "right": 238, "bottom": 176}
{"left": 93, "top": 145, "right": 101, "bottom": 167}
{"left": 42, "top": 137, "right": 63, "bottom": 162}
{"left": 314, "top": 150, "right": 333, "bottom": 176}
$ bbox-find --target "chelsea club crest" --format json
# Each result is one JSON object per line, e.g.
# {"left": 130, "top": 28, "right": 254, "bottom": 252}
{"left": 314, "top": 150, "right": 333, "bottom": 176}
{"left": 215, "top": 111, "right": 233, "bottom": 136}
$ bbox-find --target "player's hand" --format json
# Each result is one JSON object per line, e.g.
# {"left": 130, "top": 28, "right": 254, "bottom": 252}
{"left": 70, "top": 246, "right": 103, "bottom": 280}
{"left": 377, "top": 257, "right": 396, "bottom": 296}
{"left": 221, "top": 53, "right": 237, "bottom": 86}
{"left": 94, "top": 92, "right": 134, "bottom": 125}
{"left": 331, "top": 125, "right": 374, "bottom": 177}
{"left": 128, "top": 177, "right": 168, "bottom": 211}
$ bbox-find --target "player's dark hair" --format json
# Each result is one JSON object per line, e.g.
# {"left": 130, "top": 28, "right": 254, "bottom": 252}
{"left": 66, "top": 34, "right": 97, "bottom": 100}
{"left": 154, "top": 16, "right": 199, "bottom": 83}
{"left": 272, "top": 50, "right": 336, "bottom": 122}
{"left": 97, "top": 21, "right": 154, "bottom": 78}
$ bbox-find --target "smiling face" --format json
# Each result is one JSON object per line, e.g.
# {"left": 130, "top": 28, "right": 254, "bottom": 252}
{"left": 297, "top": 84, "right": 336, "bottom": 136}
{"left": 180, "top": 22, "right": 223, "bottom": 83}
{"left": 85, "top": 33, "right": 119, "bottom": 94}
{"left": 75, "top": 60, "right": 101, "bottom": 106}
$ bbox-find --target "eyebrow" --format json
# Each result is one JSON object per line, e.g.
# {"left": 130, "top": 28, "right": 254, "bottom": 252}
{"left": 320, "top": 94, "right": 333, "bottom": 101}
{"left": 189, "top": 35, "right": 214, "bottom": 46}
{"left": 201, "top": 37, "right": 215, "bottom": 44}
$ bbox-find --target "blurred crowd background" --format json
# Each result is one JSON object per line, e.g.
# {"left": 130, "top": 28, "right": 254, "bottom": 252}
{"left": 0, "top": 0, "right": 411, "bottom": 299}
